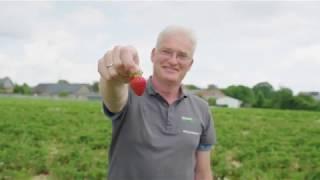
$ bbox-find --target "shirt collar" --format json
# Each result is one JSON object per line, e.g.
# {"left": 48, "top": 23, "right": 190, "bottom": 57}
{"left": 146, "top": 76, "right": 188, "bottom": 99}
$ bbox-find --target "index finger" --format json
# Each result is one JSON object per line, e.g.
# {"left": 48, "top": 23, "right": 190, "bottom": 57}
{"left": 120, "top": 46, "right": 140, "bottom": 74}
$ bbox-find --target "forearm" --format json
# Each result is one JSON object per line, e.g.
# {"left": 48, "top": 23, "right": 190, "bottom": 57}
{"left": 194, "top": 150, "right": 214, "bottom": 180}
{"left": 195, "top": 170, "right": 213, "bottom": 180}
{"left": 99, "top": 77, "right": 128, "bottom": 113}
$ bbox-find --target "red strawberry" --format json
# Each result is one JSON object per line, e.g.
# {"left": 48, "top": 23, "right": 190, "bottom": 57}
{"left": 129, "top": 72, "right": 146, "bottom": 96}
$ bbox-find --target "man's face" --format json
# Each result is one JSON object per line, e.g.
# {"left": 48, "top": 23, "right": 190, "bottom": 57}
{"left": 151, "top": 33, "right": 194, "bottom": 85}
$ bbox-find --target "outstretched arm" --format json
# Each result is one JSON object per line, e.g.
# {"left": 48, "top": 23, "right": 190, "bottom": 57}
{"left": 98, "top": 46, "right": 140, "bottom": 113}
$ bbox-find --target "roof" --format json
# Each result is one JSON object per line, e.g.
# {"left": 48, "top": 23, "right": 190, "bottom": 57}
{"left": 33, "top": 83, "right": 90, "bottom": 94}
{"left": 0, "top": 77, "right": 14, "bottom": 88}
{"left": 313, "top": 94, "right": 320, "bottom": 101}
{"left": 300, "top": 91, "right": 320, "bottom": 101}
{"left": 196, "top": 89, "right": 225, "bottom": 99}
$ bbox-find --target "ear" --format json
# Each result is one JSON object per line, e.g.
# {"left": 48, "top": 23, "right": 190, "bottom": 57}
{"left": 151, "top": 48, "right": 156, "bottom": 63}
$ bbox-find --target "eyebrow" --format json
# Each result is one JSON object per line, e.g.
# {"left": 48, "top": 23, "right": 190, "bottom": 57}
{"left": 160, "top": 47, "right": 189, "bottom": 56}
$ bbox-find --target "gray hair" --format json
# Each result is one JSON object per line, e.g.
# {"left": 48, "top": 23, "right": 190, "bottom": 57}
{"left": 155, "top": 25, "right": 197, "bottom": 55}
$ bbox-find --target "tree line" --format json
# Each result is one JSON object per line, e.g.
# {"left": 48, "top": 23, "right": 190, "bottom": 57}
{"left": 12, "top": 80, "right": 100, "bottom": 95}
{"left": 11, "top": 81, "right": 320, "bottom": 111}
{"left": 222, "top": 82, "right": 320, "bottom": 111}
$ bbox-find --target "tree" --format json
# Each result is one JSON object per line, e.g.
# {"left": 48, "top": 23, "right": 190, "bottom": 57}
{"left": 208, "top": 97, "right": 216, "bottom": 106}
{"left": 272, "top": 87, "right": 294, "bottom": 109}
{"left": 59, "top": 91, "right": 69, "bottom": 97}
{"left": 223, "top": 85, "right": 255, "bottom": 107}
{"left": 184, "top": 84, "right": 200, "bottom": 90}
{"left": 253, "top": 82, "right": 274, "bottom": 98}
{"left": 21, "top": 83, "right": 31, "bottom": 95}
{"left": 252, "top": 82, "right": 275, "bottom": 108}
{"left": 316, "top": 101, "right": 320, "bottom": 111}
{"left": 13, "top": 83, "right": 31, "bottom": 95}
{"left": 254, "top": 91, "right": 265, "bottom": 108}
{"left": 92, "top": 81, "right": 99, "bottom": 92}
{"left": 291, "top": 94, "right": 318, "bottom": 110}
{"left": 13, "top": 84, "right": 23, "bottom": 94}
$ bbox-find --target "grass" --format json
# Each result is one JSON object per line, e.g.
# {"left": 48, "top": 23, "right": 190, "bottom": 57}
{"left": 212, "top": 107, "right": 320, "bottom": 179}
{"left": 0, "top": 97, "right": 319, "bottom": 179}
{"left": 0, "top": 97, "right": 111, "bottom": 179}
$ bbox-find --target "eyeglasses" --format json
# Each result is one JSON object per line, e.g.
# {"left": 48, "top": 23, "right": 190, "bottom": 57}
{"left": 157, "top": 48, "right": 192, "bottom": 62}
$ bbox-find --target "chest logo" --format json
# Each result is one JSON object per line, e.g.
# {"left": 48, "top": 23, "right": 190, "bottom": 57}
{"left": 181, "top": 116, "right": 193, "bottom": 122}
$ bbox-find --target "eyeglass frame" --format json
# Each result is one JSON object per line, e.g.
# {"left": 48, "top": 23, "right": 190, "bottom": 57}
{"left": 156, "top": 48, "right": 193, "bottom": 62}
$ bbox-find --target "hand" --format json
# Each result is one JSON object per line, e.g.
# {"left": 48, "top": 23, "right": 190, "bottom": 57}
{"left": 98, "top": 46, "right": 140, "bottom": 84}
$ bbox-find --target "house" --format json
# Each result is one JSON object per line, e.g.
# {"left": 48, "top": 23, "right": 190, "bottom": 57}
{"left": 0, "top": 77, "right": 14, "bottom": 93}
{"left": 300, "top": 91, "right": 320, "bottom": 101}
{"left": 184, "top": 88, "right": 225, "bottom": 100}
{"left": 198, "top": 89, "right": 225, "bottom": 100}
{"left": 216, "top": 96, "right": 242, "bottom": 108}
{"left": 190, "top": 87, "right": 225, "bottom": 100}
{"left": 33, "top": 82, "right": 91, "bottom": 99}
{"left": 313, "top": 94, "right": 320, "bottom": 101}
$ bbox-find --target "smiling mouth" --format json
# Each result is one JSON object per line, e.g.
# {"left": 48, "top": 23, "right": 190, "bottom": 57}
{"left": 163, "top": 66, "right": 178, "bottom": 73}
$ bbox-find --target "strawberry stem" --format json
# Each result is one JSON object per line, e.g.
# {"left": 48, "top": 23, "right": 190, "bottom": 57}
{"left": 129, "top": 71, "right": 143, "bottom": 78}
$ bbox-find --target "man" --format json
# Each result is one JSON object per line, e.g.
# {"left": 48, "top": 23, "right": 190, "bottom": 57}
{"left": 97, "top": 25, "right": 216, "bottom": 180}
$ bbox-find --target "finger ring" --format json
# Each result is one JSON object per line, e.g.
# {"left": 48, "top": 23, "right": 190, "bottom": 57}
{"left": 106, "top": 63, "right": 113, "bottom": 68}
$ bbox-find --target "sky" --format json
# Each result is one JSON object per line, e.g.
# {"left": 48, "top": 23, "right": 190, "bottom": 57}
{"left": 1, "top": 1, "right": 320, "bottom": 94}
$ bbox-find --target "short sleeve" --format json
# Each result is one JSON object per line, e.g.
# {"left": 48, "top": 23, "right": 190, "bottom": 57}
{"left": 102, "top": 103, "right": 115, "bottom": 117}
{"left": 197, "top": 106, "right": 216, "bottom": 151}
{"left": 101, "top": 90, "right": 132, "bottom": 121}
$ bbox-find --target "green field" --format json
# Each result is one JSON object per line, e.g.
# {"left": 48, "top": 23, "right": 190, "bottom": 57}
{"left": 0, "top": 97, "right": 319, "bottom": 179}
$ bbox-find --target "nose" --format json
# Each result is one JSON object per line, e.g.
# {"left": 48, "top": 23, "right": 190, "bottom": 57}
{"left": 167, "top": 52, "right": 179, "bottom": 64}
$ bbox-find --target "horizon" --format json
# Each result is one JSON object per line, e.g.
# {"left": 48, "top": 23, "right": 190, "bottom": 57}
{"left": 1, "top": 75, "right": 317, "bottom": 94}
